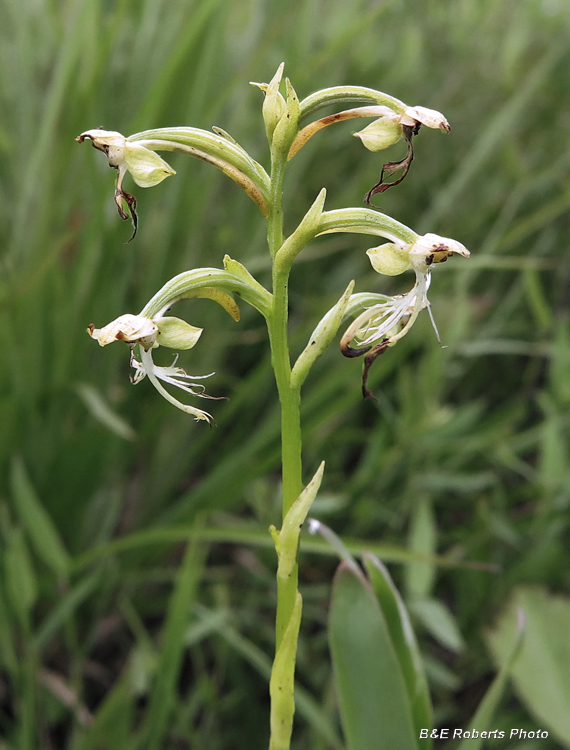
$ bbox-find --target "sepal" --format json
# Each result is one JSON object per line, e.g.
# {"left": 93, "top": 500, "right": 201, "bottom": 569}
{"left": 367, "top": 243, "right": 412, "bottom": 276}
{"left": 155, "top": 317, "right": 203, "bottom": 350}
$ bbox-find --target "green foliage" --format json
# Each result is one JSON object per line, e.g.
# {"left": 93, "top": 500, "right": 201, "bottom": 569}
{"left": 1, "top": 0, "right": 570, "bottom": 746}
{"left": 329, "top": 562, "right": 417, "bottom": 750}
{"left": 487, "top": 587, "right": 570, "bottom": 747}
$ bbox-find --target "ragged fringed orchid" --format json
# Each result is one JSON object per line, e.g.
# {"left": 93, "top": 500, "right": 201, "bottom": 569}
{"left": 287, "top": 85, "right": 450, "bottom": 205}
{"left": 76, "top": 129, "right": 176, "bottom": 241}
{"left": 79, "top": 64, "right": 468, "bottom": 750}
{"left": 340, "top": 233, "right": 469, "bottom": 397}
{"left": 87, "top": 313, "right": 217, "bottom": 422}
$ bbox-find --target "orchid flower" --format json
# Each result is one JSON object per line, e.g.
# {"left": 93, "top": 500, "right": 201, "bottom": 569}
{"left": 76, "top": 129, "right": 176, "bottom": 240}
{"left": 87, "top": 313, "right": 218, "bottom": 422}
{"left": 341, "top": 233, "right": 469, "bottom": 397}
{"left": 354, "top": 106, "right": 450, "bottom": 203}
{"left": 288, "top": 101, "right": 450, "bottom": 204}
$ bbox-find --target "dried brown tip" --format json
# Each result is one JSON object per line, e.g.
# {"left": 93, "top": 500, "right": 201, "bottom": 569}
{"left": 340, "top": 342, "right": 373, "bottom": 358}
{"left": 114, "top": 187, "right": 138, "bottom": 243}
{"left": 361, "top": 340, "right": 389, "bottom": 400}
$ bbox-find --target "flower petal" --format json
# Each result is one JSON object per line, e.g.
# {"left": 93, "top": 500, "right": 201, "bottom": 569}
{"left": 138, "top": 349, "right": 213, "bottom": 422}
{"left": 88, "top": 314, "right": 158, "bottom": 348}
{"left": 401, "top": 106, "right": 450, "bottom": 132}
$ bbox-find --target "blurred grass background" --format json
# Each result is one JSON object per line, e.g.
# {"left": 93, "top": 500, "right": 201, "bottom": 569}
{"left": 2, "top": 0, "right": 570, "bottom": 747}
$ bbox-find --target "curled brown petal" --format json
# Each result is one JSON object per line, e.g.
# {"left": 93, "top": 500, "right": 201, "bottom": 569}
{"left": 114, "top": 186, "right": 138, "bottom": 243}
{"left": 340, "top": 341, "right": 372, "bottom": 358}
{"left": 361, "top": 340, "right": 389, "bottom": 400}
{"left": 364, "top": 123, "right": 420, "bottom": 206}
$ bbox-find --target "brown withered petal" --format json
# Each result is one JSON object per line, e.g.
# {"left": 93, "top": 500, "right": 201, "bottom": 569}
{"left": 361, "top": 340, "right": 390, "bottom": 400}
{"left": 364, "top": 123, "right": 420, "bottom": 206}
{"left": 114, "top": 186, "right": 138, "bottom": 243}
{"left": 340, "top": 341, "right": 372, "bottom": 358}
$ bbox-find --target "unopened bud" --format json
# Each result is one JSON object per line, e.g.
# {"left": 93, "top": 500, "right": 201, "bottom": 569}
{"left": 252, "top": 63, "right": 287, "bottom": 141}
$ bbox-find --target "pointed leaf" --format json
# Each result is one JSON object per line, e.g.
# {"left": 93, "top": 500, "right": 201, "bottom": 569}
{"left": 11, "top": 458, "right": 69, "bottom": 577}
{"left": 363, "top": 554, "right": 432, "bottom": 749}
{"left": 329, "top": 562, "right": 417, "bottom": 750}
{"left": 405, "top": 497, "right": 436, "bottom": 600}
{"left": 409, "top": 597, "right": 464, "bottom": 654}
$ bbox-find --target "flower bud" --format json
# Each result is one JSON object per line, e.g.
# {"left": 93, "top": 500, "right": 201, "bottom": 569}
{"left": 251, "top": 63, "right": 287, "bottom": 141}
{"left": 155, "top": 317, "right": 203, "bottom": 350}
{"left": 366, "top": 243, "right": 412, "bottom": 276}
{"left": 354, "top": 115, "right": 403, "bottom": 152}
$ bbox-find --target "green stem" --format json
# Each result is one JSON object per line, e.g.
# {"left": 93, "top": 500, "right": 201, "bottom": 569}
{"left": 267, "top": 141, "right": 304, "bottom": 750}
{"left": 268, "top": 150, "right": 286, "bottom": 258}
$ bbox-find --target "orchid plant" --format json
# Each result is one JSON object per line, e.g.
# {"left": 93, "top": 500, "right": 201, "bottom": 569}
{"left": 78, "top": 64, "right": 468, "bottom": 750}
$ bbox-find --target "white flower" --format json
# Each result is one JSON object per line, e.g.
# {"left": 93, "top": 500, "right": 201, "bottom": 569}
{"left": 342, "top": 233, "right": 469, "bottom": 353}
{"left": 132, "top": 349, "right": 214, "bottom": 422}
{"left": 353, "top": 105, "right": 450, "bottom": 203}
{"left": 88, "top": 313, "right": 217, "bottom": 422}
{"left": 76, "top": 129, "right": 175, "bottom": 240}
{"left": 341, "top": 273, "right": 431, "bottom": 353}
{"left": 354, "top": 105, "right": 450, "bottom": 152}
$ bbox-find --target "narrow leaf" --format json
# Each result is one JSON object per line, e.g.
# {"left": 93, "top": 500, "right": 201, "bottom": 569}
{"left": 363, "top": 554, "right": 432, "bottom": 749}
{"left": 329, "top": 562, "right": 417, "bottom": 750}
{"left": 75, "top": 383, "right": 136, "bottom": 440}
{"left": 270, "top": 592, "right": 303, "bottom": 750}
{"left": 140, "top": 532, "right": 206, "bottom": 750}
{"left": 409, "top": 598, "right": 465, "bottom": 654}
{"left": 11, "top": 458, "right": 69, "bottom": 577}
{"left": 458, "top": 608, "right": 524, "bottom": 750}
{"left": 405, "top": 497, "right": 436, "bottom": 600}
{"left": 4, "top": 527, "right": 37, "bottom": 626}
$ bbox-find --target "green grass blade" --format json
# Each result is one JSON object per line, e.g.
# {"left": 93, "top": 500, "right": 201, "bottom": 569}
{"left": 458, "top": 607, "right": 524, "bottom": 750}
{"left": 194, "top": 604, "right": 344, "bottom": 750}
{"left": 138, "top": 530, "right": 206, "bottom": 750}
{"left": 10, "top": 457, "right": 69, "bottom": 578}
